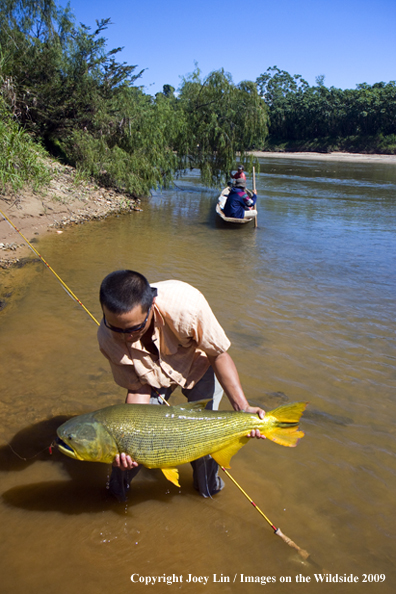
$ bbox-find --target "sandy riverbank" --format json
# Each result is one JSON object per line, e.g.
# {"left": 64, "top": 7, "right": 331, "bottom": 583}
{"left": 0, "top": 160, "right": 142, "bottom": 268}
{"left": 250, "top": 150, "right": 396, "bottom": 164}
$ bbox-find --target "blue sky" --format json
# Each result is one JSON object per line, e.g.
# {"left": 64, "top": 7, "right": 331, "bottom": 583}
{"left": 62, "top": 0, "right": 395, "bottom": 95}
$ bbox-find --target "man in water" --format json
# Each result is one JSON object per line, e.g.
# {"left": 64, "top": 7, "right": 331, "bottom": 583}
{"left": 223, "top": 179, "right": 257, "bottom": 219}
{"left": 98, "top": 270, "right": 265, "bottom": 500}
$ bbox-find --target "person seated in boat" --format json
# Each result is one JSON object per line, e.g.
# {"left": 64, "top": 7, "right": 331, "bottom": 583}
{"left": 230, "top": 165, "right": 246, "bottom": 181}
{"left": 223, "top": 179, "right": 257, "bottom": 219}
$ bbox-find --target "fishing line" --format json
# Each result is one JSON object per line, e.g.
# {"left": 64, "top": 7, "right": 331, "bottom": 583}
{"left": 0, "top": 208, "right": 100, "bottom": 326}
{"left": 8, "top": 441, "right": 57, "bottom": 461}
{"left": 2, "top": 209, "right": 310, "bottom": 559}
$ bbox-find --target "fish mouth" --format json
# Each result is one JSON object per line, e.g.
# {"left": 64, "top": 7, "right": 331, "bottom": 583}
{"left": 55, "top": 436, "right": 78, "bottom": 459}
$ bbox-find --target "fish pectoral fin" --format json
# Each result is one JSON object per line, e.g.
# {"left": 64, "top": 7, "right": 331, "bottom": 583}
{"left": 161, "top": 468, "right": 180, "bottom": 487}
{"left": 174, "top": 399, "right": 212, "bottom": 412}
{"left": 211, "top": 436, "right": 250, "bottom": 468}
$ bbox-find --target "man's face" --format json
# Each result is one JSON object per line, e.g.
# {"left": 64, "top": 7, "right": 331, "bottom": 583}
{"left": 102, "top": 303, "right": 153, "bottom": 341}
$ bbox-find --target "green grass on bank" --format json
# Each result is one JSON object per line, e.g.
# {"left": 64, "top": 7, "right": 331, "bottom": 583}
{"left": 0, "top": 100, "right": 51, "bottom": 193}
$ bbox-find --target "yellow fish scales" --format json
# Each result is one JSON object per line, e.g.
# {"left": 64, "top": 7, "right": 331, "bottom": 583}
{"left": 57, "top": 400, "right": 306, "bottom": 487}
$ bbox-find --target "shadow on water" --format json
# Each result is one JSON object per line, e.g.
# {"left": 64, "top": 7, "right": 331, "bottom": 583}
{"left": 214, "top": 217, "right": 256, "bottom": 230}
{"left": 2, "top": 472, "right": 182, "bottom": 516}
{"left": 227, "top": 329, "right": 265, "bottom": 349}
{"left": 304, "top": 409, "right": 353, "bottom": 427}
{"left": 0, "top": 415, "right": 70, "bottom": 472}
{"left": 0, "top": 416, "right": 182, "bottom": 515}
{"left": 261, "top": 391, "right": 353, "bottom": 426}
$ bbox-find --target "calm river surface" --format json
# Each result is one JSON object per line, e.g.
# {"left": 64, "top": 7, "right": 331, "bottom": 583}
{"left": 1, "top": 157, "right": 395, "bottom": 594}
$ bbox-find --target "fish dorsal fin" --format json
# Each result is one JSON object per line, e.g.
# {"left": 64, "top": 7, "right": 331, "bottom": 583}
{"left": 173, "top": 399, "right": 212, "bottom": 412}
{"left": 161, "top": 468, "right": 180, "bottom": 487}
{"left": 211, "top": 436, "right": 250, "bottom": 468}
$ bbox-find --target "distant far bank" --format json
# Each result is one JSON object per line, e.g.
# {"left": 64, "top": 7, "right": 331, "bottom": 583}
{"left": 249, "top": 151, "right": 396, "bottom": 164}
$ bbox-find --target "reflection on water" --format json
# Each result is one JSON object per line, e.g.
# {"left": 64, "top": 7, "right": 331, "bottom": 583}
{"left": 1, "top": 157, "right": 396, "bottom": 593}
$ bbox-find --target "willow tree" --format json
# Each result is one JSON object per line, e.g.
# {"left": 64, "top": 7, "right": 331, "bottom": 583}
{"left": 175, "top": 68, "right": 269, "bottom": 186}
{"left": 65, "top": 85, "right": 179, "bottom": 196}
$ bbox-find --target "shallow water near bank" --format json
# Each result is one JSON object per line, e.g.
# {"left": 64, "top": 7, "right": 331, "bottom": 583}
{"left": 1, "top": 157, "right": 396, "bottom": 593}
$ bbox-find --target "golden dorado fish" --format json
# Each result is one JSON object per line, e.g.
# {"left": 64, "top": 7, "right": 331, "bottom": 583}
{"left": 56, "top": 400, "right": 306, "bottom": 487}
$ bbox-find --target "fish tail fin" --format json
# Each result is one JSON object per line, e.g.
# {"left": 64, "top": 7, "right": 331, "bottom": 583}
{"left": 264, "top": 402, "right": 307, "bottom": 447}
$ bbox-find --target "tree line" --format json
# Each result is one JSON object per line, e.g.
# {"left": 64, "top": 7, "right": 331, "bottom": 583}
{"left": 257, "top": 67, "right": 396, "bottom": 152}
{"left": 1, "top": 1, "right": 394, "bottom": 196}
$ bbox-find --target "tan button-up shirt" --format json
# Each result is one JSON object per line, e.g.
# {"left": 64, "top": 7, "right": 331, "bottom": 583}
{"left": 98, "top": 280, "right": 231, "bottom": 392}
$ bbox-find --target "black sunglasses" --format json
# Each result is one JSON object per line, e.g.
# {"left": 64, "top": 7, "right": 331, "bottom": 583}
{"left": 103, "top": 306, "right": 152, "bottom": 334}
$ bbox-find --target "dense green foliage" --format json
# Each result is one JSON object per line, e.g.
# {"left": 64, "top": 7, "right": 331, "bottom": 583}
{"left": 0, "top": 2, "right": 395, "bottom": 197}
{"left": 0, "top": 1, "right": 268, "bottom": 193}
{"left": 256, "top": 66, "right": 396, "bottom": 153}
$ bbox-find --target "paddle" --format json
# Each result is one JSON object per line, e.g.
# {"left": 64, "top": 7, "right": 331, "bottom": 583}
{"left": 253, "top": 166, "right": 258, "bottom": 228}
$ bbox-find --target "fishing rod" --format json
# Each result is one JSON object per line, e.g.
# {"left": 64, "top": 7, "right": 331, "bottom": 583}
{"left": 0, "top": 208, "right": 99, "bottom": 326}
{"left": 155, "top": 391, "right": 310, "bottom": 560}
{"left": 220, "top": 466, "right": 309, "bottom": 559}
{"left": 1, "top": 207, "right": 310, "bottom": 560}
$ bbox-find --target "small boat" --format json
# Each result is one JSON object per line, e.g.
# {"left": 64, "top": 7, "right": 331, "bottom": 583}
{"left": 216, "top": 187, "right": 257, "bottom": 224}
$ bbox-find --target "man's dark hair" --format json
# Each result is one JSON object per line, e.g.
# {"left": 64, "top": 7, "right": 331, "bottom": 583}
{"left": 99, "top": 270, "right": 154, "bottom": 313}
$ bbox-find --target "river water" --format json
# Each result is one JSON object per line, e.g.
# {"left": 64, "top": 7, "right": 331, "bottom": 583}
{"left": 0, "top": 157, "right": 395, "bottom": 593}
